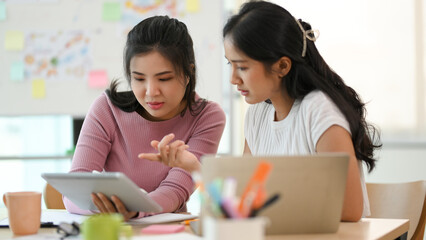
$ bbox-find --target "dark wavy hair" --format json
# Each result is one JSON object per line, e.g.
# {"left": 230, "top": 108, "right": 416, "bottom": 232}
{"left": 107, "top": 15, "right": 206, "bottom": 116}
{"left": 223, "top": 1, "right": 381, "bottom": 172}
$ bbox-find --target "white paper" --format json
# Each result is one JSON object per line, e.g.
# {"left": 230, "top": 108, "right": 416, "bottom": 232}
{"left": 4, "top": 233, "right": 80, "bottom": 240}
{"left": 0, "top": 211, "right": 200, "bottom": 240}
{"left": 6, "top": 232, "right": 201, "bottom": 240}
{"left": 132, "top": 232, "right": 202, "bottom": 240}
{"left": 0, "top": 210, "right": 86, "bottom": 226}
{"left": 128, "top": 213, "right": 198, "bottom": 225}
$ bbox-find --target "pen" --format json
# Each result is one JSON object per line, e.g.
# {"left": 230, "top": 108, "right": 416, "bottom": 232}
{"left": 221, "top": 198, "right": 242, "bottom": 219}
{"left": 206, "top": 181, "right": 241, "bottom": 218}
{"left": 181, "top": 219, "right": 199, "bottom": 225}
{"left": 249, "top": 193, "right": 280, "bottom": 217}
{"left": 222, "top": 177, "right": 237, "bottom": 200}
{"left": 206, "top": 182, "right": 227, "bottom": 218}
{"left": 40, "top": 221, "right": 55, "bottom": 228}
{"left": 238, "top": 161, "right": 272, "bottom": 217}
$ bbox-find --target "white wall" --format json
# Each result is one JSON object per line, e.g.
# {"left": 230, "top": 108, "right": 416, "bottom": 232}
{"left": 364, "top": 146, "right": 426, "bottom": 183}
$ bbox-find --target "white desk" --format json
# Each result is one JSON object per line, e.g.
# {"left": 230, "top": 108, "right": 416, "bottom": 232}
{"left": 0, "top": 209, "right": 409, "bottom": 240}
{"left": 267, "top": 218, "right": 409, "bottom": 240}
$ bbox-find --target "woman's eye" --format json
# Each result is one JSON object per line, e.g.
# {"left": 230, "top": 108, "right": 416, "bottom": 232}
{"left": 134, "top": 78, "right": 145, "bottom": 81}
{"left": 238, "top": 67, "right": 248, "bottom": 71}
{"left": 159, "top": 78, "right": 172, "bottom": 81}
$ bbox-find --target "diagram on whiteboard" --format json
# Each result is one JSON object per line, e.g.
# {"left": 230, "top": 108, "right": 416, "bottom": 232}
{"left": 120, "top": 0, "right": 187, "bottom": 35}
{"left": 23, "top": 30, "right": 93, "bottom": 81}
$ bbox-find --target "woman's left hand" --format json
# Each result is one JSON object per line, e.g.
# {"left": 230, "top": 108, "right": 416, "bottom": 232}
{"left": 138, "top": 133, "right": 200, "bottom": 173}
{"left": 91, "top": 193, "right": 138, "bottom": 222}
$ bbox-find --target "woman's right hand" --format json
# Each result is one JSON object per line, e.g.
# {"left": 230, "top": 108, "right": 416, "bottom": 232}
{"left": 138, "top": 133, "right": 201, "bottom": 173}
{"left": 91, "top": 193, "right": 138, "bottom": 222}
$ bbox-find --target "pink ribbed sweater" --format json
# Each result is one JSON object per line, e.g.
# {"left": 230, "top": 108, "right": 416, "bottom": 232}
{"left": 63, "top": 92, "right": 226, "bottom": 216}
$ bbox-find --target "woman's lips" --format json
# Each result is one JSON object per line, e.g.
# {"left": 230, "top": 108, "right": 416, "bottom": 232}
{"left": 147, "top": 102, "right": 164, "bottom": 110}
{"left": 238, "top": 89, "right": 249, "bottom": 96}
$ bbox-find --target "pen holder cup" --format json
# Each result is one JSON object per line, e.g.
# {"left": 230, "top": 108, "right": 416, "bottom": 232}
{"left": 203, "top": 216, "right": 268, "bottom": 240}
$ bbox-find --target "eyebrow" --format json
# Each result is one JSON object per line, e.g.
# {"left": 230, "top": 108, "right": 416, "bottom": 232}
{"left": 131, "top": 71, "right": 173, "bottom": 76}
{"left": 224, "top": 56, "right": 248, "bottom": 63}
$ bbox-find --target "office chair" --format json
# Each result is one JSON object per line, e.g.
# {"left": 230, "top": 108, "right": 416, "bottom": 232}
{"left": 43, "top": 183, "right": 66, "bottom": 209}
{"left": 366, "top": 180, "right": 426, "bottom": 240}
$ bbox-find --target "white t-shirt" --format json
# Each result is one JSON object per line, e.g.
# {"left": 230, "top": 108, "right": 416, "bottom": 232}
{"left": 244, "top": 90, "right": 370, "bottom": 217}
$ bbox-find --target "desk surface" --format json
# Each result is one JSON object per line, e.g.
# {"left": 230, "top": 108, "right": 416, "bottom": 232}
{"left": 0, "top": 209, "right": 409, "bottom": 240}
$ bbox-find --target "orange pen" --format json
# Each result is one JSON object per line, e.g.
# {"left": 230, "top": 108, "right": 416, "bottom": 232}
{"left": 238, "top": 160, "right": 272, "bottom": 217}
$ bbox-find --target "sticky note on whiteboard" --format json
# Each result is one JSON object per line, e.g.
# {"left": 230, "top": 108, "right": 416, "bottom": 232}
{"left": 32, "top": 79, "right": 46, "bottom": 99}
{"left": 88, "top": 70, "right": 109, "bottom": 88}
{"left": 0, "top": 2, "right": 6, "bottom": 21}
{"left": 5, "top": 31, "right": 24, "bottom": 51}
{"left": 10, "top": 61, "right": 24, "bottom": 81}
{"left": 186, "top": 0, "right": 200, "bottom": 13}
{"left": 102, "top": 2, "right": 121, "bottom": 21}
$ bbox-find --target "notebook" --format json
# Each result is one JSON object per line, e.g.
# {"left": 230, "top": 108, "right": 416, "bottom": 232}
{"left": 200, "top": 153, "right": 349, "bottom": 235}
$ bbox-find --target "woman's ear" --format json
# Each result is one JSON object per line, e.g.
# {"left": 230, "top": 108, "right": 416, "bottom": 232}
{"left": 187, "top": 63, "right": 195, "bottom": 86}
{"left": 273, "top": 56, "right": 292, "bottom": 78}
{"left": 190, "top": 63, "right": 195, "bottom": 74}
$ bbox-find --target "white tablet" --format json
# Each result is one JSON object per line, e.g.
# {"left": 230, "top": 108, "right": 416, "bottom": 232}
{"left": 41, "top": 172, "right": 163, "bottom": 213}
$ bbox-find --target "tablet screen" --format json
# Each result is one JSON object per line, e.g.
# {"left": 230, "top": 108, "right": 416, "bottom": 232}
{"left": 42, "top": 172, "right": 163, "bottom": 213}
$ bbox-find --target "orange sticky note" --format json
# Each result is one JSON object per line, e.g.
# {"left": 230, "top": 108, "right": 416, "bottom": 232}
{"left": 5, "top": 31, "right": 24, "bottom": 51}
{"left": 186, "top": 0, "right": 200, "bottom": 13}
{"left": 88, "top": 70, "right": 109, "bottom": 88}
{"left": 32, "top": 79, "right": 46, "bottom": 99}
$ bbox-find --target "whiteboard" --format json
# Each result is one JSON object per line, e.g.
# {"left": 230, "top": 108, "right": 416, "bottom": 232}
{"left": 0, "top": 0, "right": 224, "bottom": 117}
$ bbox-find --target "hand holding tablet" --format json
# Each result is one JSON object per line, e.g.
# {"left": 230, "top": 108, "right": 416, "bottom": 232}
{"left": 41, "top": 172, "right": 163, "bottom": 214}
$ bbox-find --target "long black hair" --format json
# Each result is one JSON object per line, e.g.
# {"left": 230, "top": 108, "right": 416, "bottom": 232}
{"left": 107, "top": 15, "right": 206, "bottom": 116}
{"left": 223, "top": 1, "right": 381, "bottom": 172}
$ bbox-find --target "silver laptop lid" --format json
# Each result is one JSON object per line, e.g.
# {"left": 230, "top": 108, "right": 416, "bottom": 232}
{"left": 201, "top": 153, "right": 349, "bottom": 235}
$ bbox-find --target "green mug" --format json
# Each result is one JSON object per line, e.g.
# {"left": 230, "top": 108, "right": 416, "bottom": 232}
{"left": 81, "top": 214, "right": 132, "bottom": 240}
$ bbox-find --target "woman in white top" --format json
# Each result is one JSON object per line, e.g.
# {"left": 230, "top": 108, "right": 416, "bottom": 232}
{"left": 222, "top": 1, "right": 381, "bottom": 222}
{"left": 146, "top": 1, "right": 381, "bottom": 222}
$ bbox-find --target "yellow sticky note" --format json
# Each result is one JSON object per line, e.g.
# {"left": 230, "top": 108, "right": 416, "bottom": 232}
{"left": 88, "top": 70, "right": 109, "bottom": 88}
{"left": 102, "top": 2, "right": 121, "bottom": 21}
{"left": 5, "top": 31, "right": 24, "bottom": 51}
{"left": 32, "top": 79, "right": 46, "bottom": 99}
{"left": 186, "top": 0, "right": 200, "bottom": 13}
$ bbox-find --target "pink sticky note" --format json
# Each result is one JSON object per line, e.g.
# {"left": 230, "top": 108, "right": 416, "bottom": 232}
{"left": 141, "top": 224, "right": 185, "bottom": 234}
{"left": 88, "top": 70, "right": 108, "bottom": 88}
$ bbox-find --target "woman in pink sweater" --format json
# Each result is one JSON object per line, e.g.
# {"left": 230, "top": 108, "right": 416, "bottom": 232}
{"left": 64, "top": 16, "right": 226, "bottom": 221}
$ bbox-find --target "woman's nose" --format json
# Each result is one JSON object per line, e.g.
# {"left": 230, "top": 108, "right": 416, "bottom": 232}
{"left": 230, "top": 69, "right": 241, "bottom": 85}
{"left": 146, "top": 80, "right": 160, "bottom": 96}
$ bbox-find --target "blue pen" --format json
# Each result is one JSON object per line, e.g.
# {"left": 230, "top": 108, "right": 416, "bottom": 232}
{"left": 207, "top": 182, "right": 240, "bottom": 218}
{"left": 206, "top": 182, "right": 226, "bottom": 217}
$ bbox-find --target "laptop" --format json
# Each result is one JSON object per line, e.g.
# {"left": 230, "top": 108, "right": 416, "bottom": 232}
{"left": 199, "top": 153, "right": 349, "bottom": 235}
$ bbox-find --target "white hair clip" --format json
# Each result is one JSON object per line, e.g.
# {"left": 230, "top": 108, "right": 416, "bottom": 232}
{"left": 294, "top": 18, "right": 320, "bottom": 57}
